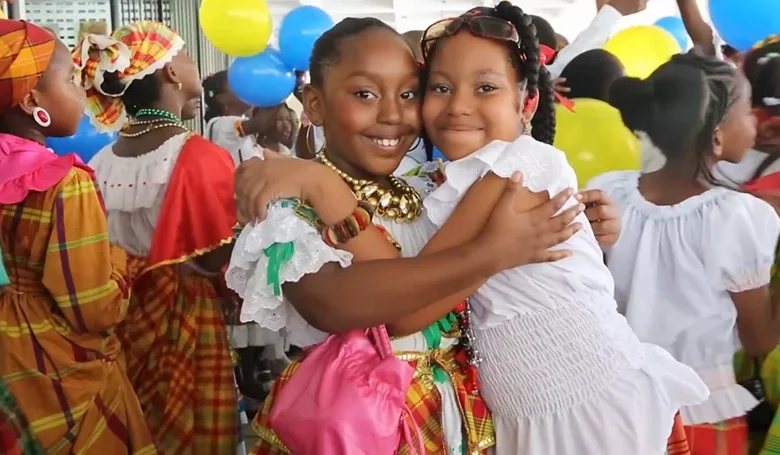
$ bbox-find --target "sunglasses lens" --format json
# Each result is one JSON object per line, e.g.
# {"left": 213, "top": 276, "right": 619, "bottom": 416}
{"left": 469, "top": 17, "right": 519, "bottom": 42}
{"left": 421, "top": 16, "right": 519, "bottom": 60}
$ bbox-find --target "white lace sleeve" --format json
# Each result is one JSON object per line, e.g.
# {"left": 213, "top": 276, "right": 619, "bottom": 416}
{"left": 225, "top": 200, "right": 353, "bottom": 347}
{"left": 424, "top": 136, "right": 576, "bottom": 226}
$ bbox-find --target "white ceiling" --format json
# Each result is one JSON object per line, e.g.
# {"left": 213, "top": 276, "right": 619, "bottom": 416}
{"left": 265, "top": 0, "right": 705, "bottom": 39}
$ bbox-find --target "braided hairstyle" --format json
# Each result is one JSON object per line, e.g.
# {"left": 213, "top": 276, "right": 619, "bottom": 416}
{"left": 309, "top": 17, "right": 400, "bottom": 88}
{"left": 742, "top": 37, "right": 780, "bottom": 116}
{"left": 608, "top": 50, "right": 741, "bottom": 185}
{"left": 202, "top": 71, "right": 229, "bottom": 122}
{"left": 494, "top": 1, "right": 556, "bottom": 145}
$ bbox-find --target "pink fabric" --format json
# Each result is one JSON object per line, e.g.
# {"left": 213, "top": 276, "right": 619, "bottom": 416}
{"left": 268, "top": 326, "right": 424, "bottom": 455}
{"left": 0, "top": 133, "right": 87, "bottom": 204}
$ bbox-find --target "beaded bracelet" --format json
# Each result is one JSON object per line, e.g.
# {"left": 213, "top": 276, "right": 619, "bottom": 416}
{"left": 321, "top": 201, "right": 374, "bottom": 247}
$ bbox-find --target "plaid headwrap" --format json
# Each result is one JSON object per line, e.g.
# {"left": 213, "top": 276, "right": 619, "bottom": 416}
{"left": 0, "top": 20, "right": 55, "bottom": 113}
{"left": 73, "top": 21, "right": 184, "bottom": 132}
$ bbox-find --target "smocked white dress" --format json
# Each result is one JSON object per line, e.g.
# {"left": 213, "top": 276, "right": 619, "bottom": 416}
{"left": 225, "top": 169, "right": 477, "bottom": 454}
{"left": 589, "top": 170, "right": 780, "bottom": 425}
{"left": 423, "top": 135, "right": 710, "bottom": 455}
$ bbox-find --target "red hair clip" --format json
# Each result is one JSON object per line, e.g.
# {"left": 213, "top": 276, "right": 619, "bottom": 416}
{"left": 539, "top": 44, "right": 575, "bottom": 112}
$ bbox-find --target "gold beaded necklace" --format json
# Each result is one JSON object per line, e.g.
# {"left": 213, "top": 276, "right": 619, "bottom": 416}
{"left": 318, "top": 152, "right": 423, "bottom": 222}
{"left": 119, "top": 118, "right": 188, "bottom": 138}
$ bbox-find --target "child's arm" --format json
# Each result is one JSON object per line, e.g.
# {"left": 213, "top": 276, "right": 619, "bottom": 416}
{"left": 677, "top": 0, "right": 718, "bottom": 56}
{"left": 390, "top": 173, "right": 581, "bottom": 335}
{"left": 41, "top": 168, "right": 129, "bottom": 334}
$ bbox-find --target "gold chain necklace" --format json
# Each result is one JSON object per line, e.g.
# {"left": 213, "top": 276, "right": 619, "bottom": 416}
{"left": 318, "top": 152, "right": 423, "bottom": 222}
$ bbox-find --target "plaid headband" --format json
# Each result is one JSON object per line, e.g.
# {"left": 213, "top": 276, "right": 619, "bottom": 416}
{"left": 73, "top": 21, "right": 184, "bottom": 132}
{"left": 0, "top": 20, "right": 55, "bottom": 113}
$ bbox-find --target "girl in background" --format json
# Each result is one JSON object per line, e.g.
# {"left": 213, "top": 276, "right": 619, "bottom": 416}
{"left": 76, "top": 21, "right": 240, "bottom": 453}
{"left": 203, "top": 71, "right": 298, "bottom": 165}
{"left": 0, "top": 19, "right": 155, "bottom": 453}
{"left": 591, "top": 51, "right": 776, "bottom": 455}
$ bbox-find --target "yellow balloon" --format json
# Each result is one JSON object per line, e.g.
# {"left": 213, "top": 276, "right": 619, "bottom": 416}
{"left": 604, "top": 26, "right": 681, "bottom": 79}
{"left": 200, "top": 0, "right": 272, "bottom": 57}
{"left": 553, "top": 99, "right": 640, "bottom": 187}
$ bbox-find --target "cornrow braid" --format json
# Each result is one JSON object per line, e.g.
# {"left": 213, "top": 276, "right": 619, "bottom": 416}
{"left": 309, "top": 17, "right": 399, "bottom": 88}
{"left": 202, "top": 70, "right": 228, "bottom": 123}
{"left": 493, "top": 1, "right": 556, "bottom": 144}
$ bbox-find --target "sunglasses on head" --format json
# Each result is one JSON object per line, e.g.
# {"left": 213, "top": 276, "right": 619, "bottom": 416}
{"left": 421, "top": 13, "right": 520, "bottom": 62}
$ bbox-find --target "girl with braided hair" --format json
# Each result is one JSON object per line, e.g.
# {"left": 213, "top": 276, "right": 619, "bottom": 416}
{"left": 591, "top": 50, "right": 776, "bottom": 454}
{"left": 414, "top": 2, "right": 708, "bottom": 453}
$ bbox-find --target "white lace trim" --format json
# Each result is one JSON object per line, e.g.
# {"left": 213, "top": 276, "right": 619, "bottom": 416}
{"left": 225, "top": 203, "right": 352, "bottom": 334}
{"left": 89, "top": 133, "right": 189, "bottom": 212}
{"left": 424, "top": 135, "right": 575, "bottom": 227}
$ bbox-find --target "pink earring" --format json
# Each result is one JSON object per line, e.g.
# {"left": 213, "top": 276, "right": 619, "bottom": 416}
{"left": 32, "top": 107, "right": 51, "bottom": 128}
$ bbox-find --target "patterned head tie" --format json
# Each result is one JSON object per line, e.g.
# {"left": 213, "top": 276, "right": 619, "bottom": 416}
{"left": 0, "top": 19, "right": 55, "bottom": 114}
{"left": 73, "top": 21, "right": 185, "bottom": 132}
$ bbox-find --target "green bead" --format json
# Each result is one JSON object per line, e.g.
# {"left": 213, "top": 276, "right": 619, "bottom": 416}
{"left": 135, "top": 108, "right": 182, "bottom": 124}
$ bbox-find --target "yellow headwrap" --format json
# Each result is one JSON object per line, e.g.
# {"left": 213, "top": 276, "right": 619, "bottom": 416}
{"left": 73, "top": 21, "right": 184, "bottom": 132}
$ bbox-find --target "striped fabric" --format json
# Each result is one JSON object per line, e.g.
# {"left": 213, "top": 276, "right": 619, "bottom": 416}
{"left": 684, "top": 417, "right": 749, "bottom": 455}
{"left": 73, "top": 21, "right": 184, "bottom": 131}
{"left": 668, "top": 413, "right": 692, "bottom": 455}
{"left": 118, "top": 258, "right": 239, "bottom": 454}
{"left": 249, "top": 335, "right": 495, "bottom": 455}
{"left": 0, "top": 20, "right": 55, "bottom": 112}
{"left": 0, "top": 167, "right": 157, "bottom": 454}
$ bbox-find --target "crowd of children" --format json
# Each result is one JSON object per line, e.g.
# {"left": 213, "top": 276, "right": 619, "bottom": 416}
{"left": 0, "top": 0, "right": 779, "bottom": 453}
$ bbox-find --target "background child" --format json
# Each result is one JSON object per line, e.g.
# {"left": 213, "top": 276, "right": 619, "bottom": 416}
{"left": 591, "top": 51, "right": 778, "bottom": 455}
{"left": 0, "top": 19, "right": 154, "bottom": 453}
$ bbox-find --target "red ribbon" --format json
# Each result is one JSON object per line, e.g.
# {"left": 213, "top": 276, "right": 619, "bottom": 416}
{"left": 539, "top": 44, "right": 575, "bottom": 112}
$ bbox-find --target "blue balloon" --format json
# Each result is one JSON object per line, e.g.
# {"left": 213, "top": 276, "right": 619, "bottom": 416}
{"left": 46, "top": 115, "right": 117, "bottom": 164}
{"left": 431, "top": 147, "right": 446, "bottom": 162}
{"left": 278, "top": 6, "right": 334, "bottom": 71}
{"left": 655, "top": 16, "right": 690, "bottom": 50}
{"left": 229, "top": 48, "right": 296, "bottom": 108}
{"left": 710, "top": 0, "right": 780, "bottom": 51}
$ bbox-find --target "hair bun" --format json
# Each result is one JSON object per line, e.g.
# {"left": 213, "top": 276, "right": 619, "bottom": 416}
{"left": 608, "top": 76, "right": 656, "bottom": 132}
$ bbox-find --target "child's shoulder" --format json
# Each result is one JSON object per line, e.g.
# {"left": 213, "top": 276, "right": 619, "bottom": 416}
{"left": 481, "top": 135, "right": 577, "bottom": 193}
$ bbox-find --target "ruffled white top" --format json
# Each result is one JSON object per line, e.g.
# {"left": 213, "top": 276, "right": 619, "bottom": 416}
{"left": 589, "top": 170, "right": 780, "bottom": 425}
{"left": 225, "top": 171, "right": 468, "bottom": 454}
{"left": 424, "top": 136, "right": 709, "bottom": 455}
{"left": 89, "top": 134, "right": 286, "bottom": 352}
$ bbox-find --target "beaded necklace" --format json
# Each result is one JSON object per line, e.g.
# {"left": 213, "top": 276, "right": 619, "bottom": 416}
{"left": 120, "top": 108, "right": 187, "bottom": 138}
{"left": 318, "top": 152, "right": 423, "bottom": 222}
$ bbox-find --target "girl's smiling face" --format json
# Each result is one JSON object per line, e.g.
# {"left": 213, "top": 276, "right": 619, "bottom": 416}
{"left": 304, "top": 27, "right": 421, "bottom": 179}
{"left": 423, "top": 30, "right": 528, "bottom": 162}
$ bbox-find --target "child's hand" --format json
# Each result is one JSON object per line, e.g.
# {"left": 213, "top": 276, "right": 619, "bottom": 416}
{"left": 577, "top": 189, "right": 622, "bottom": 248}
{"left": 234, "top": 152, "right": 343, "bottom": 224}
{"left": 478, "top": 173, "right": 584, "bottom": 271}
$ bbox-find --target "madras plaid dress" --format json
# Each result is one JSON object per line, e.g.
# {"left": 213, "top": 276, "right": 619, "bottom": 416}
{"left": 249, "top": 320, "right": 495, "bottom": 455}
{"left": 0, "top": 167, "right": 157, "bottom": 454}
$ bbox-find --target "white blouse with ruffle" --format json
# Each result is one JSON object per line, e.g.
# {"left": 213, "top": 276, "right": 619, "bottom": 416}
{"left": 590, "top": 170, "right": 780, "bottom": 425}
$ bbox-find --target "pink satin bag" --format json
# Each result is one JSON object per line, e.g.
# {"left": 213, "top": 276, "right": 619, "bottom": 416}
{"left": 268, "top": 325, "right": 424, "bottom": 455}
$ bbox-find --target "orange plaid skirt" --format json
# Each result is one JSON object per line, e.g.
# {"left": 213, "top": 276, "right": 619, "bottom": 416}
{"left": 119, "top": 259, "right": 239, "bottom": 454}
{"left": 684, "top": 416, "right": 749, "bottom": 455}
{"left": 249, "top": 345, "right": 495, "bottom": 455}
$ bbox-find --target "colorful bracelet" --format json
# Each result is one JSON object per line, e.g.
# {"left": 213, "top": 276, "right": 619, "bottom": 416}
{"left": 321, "top": 201, "right": 374, "bottom": 247}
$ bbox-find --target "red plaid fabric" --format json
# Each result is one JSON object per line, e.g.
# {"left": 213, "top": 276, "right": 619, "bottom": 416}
{"left": 0, "top": 19, "right": 54, "bottom": 112}
{"left": 684, "top": 416, "right": 749, "bottom": 455}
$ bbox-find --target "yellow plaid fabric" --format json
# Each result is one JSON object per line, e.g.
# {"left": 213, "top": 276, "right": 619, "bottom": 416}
{"left": 0, "top": 167, "right": 156, "bottom": 454}
{"left": 73, "top": 21, "right": 184, "bottom": 131}
{"left": 0, "top": 20, "right": 54, "bottom": 112}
